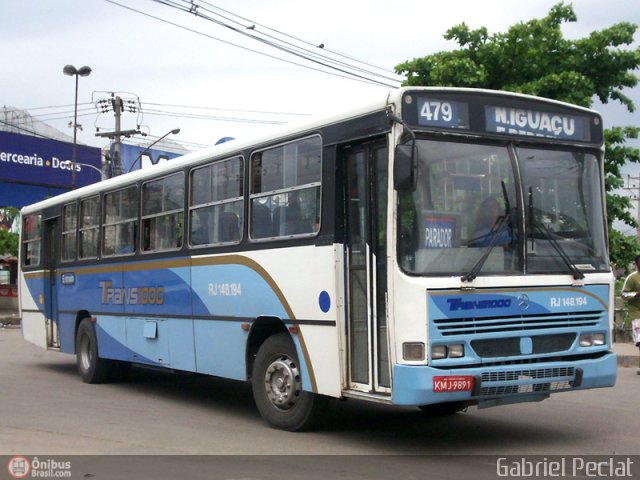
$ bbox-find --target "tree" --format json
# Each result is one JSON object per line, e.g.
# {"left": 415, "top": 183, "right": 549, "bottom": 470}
{"left": 395, "top": 2, "right": 640, "bottom": 267}
{"left": 0, "top": 206, "right": 20, "bottom": 257}
{"left": 0, "top": 229, "right": 18, "bottom": 258}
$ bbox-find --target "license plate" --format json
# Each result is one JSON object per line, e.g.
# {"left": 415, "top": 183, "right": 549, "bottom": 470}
{"left": 433, "top": 375, "right": 474, "bottom": 392}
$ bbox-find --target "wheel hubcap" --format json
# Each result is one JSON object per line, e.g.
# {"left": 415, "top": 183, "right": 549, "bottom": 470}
{"left": 264, "top": 355, "right": 301, "bottom": 410}
{"left": 80, "top": 334, "right": 92, "bottom": 371}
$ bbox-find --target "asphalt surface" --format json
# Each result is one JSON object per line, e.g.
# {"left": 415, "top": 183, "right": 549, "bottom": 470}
{"left": 1, "top": 326, "right": 638, "bottom": 479}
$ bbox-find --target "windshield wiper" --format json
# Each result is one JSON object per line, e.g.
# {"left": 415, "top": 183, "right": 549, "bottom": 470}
{"left": 528, "top": 187, "right": 585, "bottom": 280}
{"left": 462, "top": 213, "right": 512, "bottom": 282}
{"left": 532, "top": 221, "right": 585, "bottom": 280}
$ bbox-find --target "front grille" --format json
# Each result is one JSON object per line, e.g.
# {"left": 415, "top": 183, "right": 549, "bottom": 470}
{"left": 481, "top": 366, "right": 574, "bottom": 382}
{"left": 478, "top": 367, "right": 576, "bottom": 397}
{"left": 434, "top": 310, "right": 602, "bottom": 336}
{"left": 471, "top": 333, "right": 576, "bottom": 358}
{"left": 481, "top": 381, "right": 572, "bottom": 396}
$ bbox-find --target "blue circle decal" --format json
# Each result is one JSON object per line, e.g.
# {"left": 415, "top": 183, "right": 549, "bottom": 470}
{"left": 319, "top": 291, "right": 331, "bottom": 313}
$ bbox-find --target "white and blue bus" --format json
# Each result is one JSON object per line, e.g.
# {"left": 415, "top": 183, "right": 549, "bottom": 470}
{"left": 19, "top": 87, "right": 617, "bottom": 430}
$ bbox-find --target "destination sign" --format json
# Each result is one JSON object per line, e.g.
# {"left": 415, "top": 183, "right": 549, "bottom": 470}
{"left": 402, "top": 91, "right": 600, "bottom": 144}
{"left": 416, "top": 98, "right": 469, "bottom": 129}
{"left": 485, "top": 106, "right": 590, "bottom": 141}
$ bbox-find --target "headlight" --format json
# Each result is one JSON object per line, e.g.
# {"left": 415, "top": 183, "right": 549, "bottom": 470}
{"left": 431, "top": 345, "right": 447, "bottom": 360}
{"left": 448, "top": 344, "right": 465, "bottom": 358}
{"left": 579, "top": 334, "right": 593, "bottom": 347}
{"left": 431, "top": 344, "right": 465, "bottom": 359}
{"left": 579, "top": 333, "right": 606, "bottom": 347}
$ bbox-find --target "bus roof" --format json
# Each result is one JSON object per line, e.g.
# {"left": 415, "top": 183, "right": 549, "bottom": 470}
{"left": 21, "top": 87, "right": 600, "bottom": 215}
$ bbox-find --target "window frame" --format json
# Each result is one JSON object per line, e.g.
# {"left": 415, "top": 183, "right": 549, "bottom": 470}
{"left": 102, "top": 185, "right": 138, "bottom": 258}
{"left": 61, "top": 202, "right": 78, "bottom": 263}
{"left": 248, "top": 134, "right": 322, "bottom": 242}
{"left": 78, "top": 195, "right": 101, "bottom": 260}
{"left": 188, "top": 156, "right": 245, "bottom": 249}
{"left": 21, "top": 213, "right": 42, "bottom": 268}
{"left": 141, "top": 171, "right": 185, "bottom": 254}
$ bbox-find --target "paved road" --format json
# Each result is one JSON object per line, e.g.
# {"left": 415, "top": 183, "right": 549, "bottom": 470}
{"left": 1, "top": 328, "right": 638, "bottom": 478}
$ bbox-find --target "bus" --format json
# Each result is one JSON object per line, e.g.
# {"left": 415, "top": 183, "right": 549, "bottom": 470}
{"left": 19, "top": 87, "right": 617, "bottom": 431}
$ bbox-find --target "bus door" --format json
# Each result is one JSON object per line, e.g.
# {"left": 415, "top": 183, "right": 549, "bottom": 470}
{"left": 43, "top": 217, "right": 60, "bottom": 349}
{"left": 344, "top": 142, "right": 390, "bottom": 393}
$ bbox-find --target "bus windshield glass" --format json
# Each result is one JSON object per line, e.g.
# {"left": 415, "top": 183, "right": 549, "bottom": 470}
{"left": 398, "top": 139, "right": 608, "bottom": 276}
{"left": 520, "top": 147, "right": 608, "bottom": 274}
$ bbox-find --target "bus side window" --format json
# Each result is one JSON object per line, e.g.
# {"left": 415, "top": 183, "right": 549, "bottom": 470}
{"left": 103, "top": 186, "right": 138, "bottom": 256}
{"left": 79, "top": 196, "right": 99, "bottom": 259}
{"left": 142, "top": 172, "right": 184, "bottom": 253}
{"left": 249, "top": 135, "right": 321, "bottom": 240}
{"left": 189, "top": 156, "right": 244, "bottom": 247}
{"left": 22, "top": 214, "right": 42, "bottom": 267}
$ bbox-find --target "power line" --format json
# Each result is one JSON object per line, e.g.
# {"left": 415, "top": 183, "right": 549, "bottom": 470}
{"left": 182, "top": 0, "right": 402, "bottom": 84}
{"left": 104, "top": 0, "right": 397, "bottom": 88}
{"left": 35, "top": 112, "right": 98, "bottom": 123}
{"left": 124, "top": 136, "right": 210, "bottom": 150}
{"left": 152, "top": 0, "right": 400, "bottom": 87}
{"left": 11, "top": 102, "right": 93, "bottom": 112}
{"left": 142, "top": 107, "right": 287, "bottom": 124}
{"left": 197, "top": 0, "right": 402, "bottom": 78}
{"left": 143, "top": 101, "right": 310, "bottom": 117}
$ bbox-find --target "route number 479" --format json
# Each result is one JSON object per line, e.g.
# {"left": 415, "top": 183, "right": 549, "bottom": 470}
{"left": 420, "top": 101, "right": 453, "bottom": 122}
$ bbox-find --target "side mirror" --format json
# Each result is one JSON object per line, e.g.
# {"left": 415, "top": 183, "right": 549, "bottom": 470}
{"left": 393, "top": 143, "right": 418, "bottom": 192}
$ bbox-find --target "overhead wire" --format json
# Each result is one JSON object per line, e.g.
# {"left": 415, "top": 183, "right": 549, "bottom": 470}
{"left": 142, "top": 101, "right": 311, "bottom": 117}
{"left": 8, "top": 102, "right": 94, "bottom": 112}
{"left": 142, "top": 107, "right": 287, "bottom": 124}
{"left": 151, "top": 0, "right": 400, "bottom": 88}
{"left": 104, "top": 0, "right": 394, "bottom": 88}
{"left": 178, "top": 0, "right": 403, "bottom": 84}
{"left": 197, "top": 0, "right": 401, "bottom": 78}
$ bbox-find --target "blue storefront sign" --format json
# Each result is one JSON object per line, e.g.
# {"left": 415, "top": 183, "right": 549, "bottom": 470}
{"left": 0, "top": 131, "right": 102, "bottom": 207}
{"left": 0, "top": 131, "right": 102, "bottom": 188}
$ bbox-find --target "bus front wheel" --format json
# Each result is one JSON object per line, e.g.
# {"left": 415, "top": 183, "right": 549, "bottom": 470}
{"left": 251, "top": 333, "right": 327, "bottom": 431}
{"left": 75, "top": 318, "right": 111, "bottom": 383}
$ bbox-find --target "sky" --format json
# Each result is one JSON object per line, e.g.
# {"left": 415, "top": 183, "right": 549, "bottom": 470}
{"left": 1, "top": 1, "right": 639, "bottom": 205}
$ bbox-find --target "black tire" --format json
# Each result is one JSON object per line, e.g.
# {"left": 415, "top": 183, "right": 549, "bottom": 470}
{"left": 75, "top": 318, "right": 111, "bottom": 384}
{"left": 251, "top": 333, "right": 327, "bottom": 431}
{"left": 418, "top": 401, "right": 468, "bottom": 416}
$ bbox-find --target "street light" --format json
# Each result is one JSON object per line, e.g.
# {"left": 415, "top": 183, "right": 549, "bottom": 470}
{"left": 60, "top": 160, "right": 107, "bottom": 181}
{"left": 63, "top": 64, "right": 92, "bottom": 190}
{"left": 126, "top": 128, "right": 181, "bottom": 173}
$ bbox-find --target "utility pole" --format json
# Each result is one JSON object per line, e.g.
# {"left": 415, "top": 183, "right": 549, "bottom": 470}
{"left": 95, "top": 94, "right": 142, "bottom": 176}
{"left": 113, "top": 96, "right": 122, "bottom": 176}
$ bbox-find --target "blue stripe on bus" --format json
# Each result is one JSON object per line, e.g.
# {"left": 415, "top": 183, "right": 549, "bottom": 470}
{"left": 24, "top": 256, "right": 315, "bottom": 391}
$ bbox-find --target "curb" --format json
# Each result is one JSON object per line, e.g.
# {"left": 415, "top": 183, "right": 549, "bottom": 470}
{"left": 0, "top": 315, "right": 20, "bottom": 326}
{"left": 617, "top": 354, "right": 639, "bottom": 368}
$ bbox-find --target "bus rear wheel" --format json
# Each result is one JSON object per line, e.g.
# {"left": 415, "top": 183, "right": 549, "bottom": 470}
{"left": 75, "top": 318, "right": 111, "bottom": 383}
{"left": 251, "top": 333, "right": 327, "bottom": 431}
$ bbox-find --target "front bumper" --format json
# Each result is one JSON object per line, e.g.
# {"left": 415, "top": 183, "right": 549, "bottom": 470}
{"left": 392, "top": 352, "right": 617, "bottom": 407}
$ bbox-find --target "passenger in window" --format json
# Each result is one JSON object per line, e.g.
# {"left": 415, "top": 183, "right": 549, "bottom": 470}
{"left": 470, "top": 197, "right": 512, "bottom": 247}
{"left": 192, "top": 212, "right": 211, "bottom": 245}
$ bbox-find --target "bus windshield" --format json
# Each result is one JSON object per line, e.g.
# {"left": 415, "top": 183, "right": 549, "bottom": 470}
{"left": 398, "top": 139, "right": 609, "bottom": 276}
